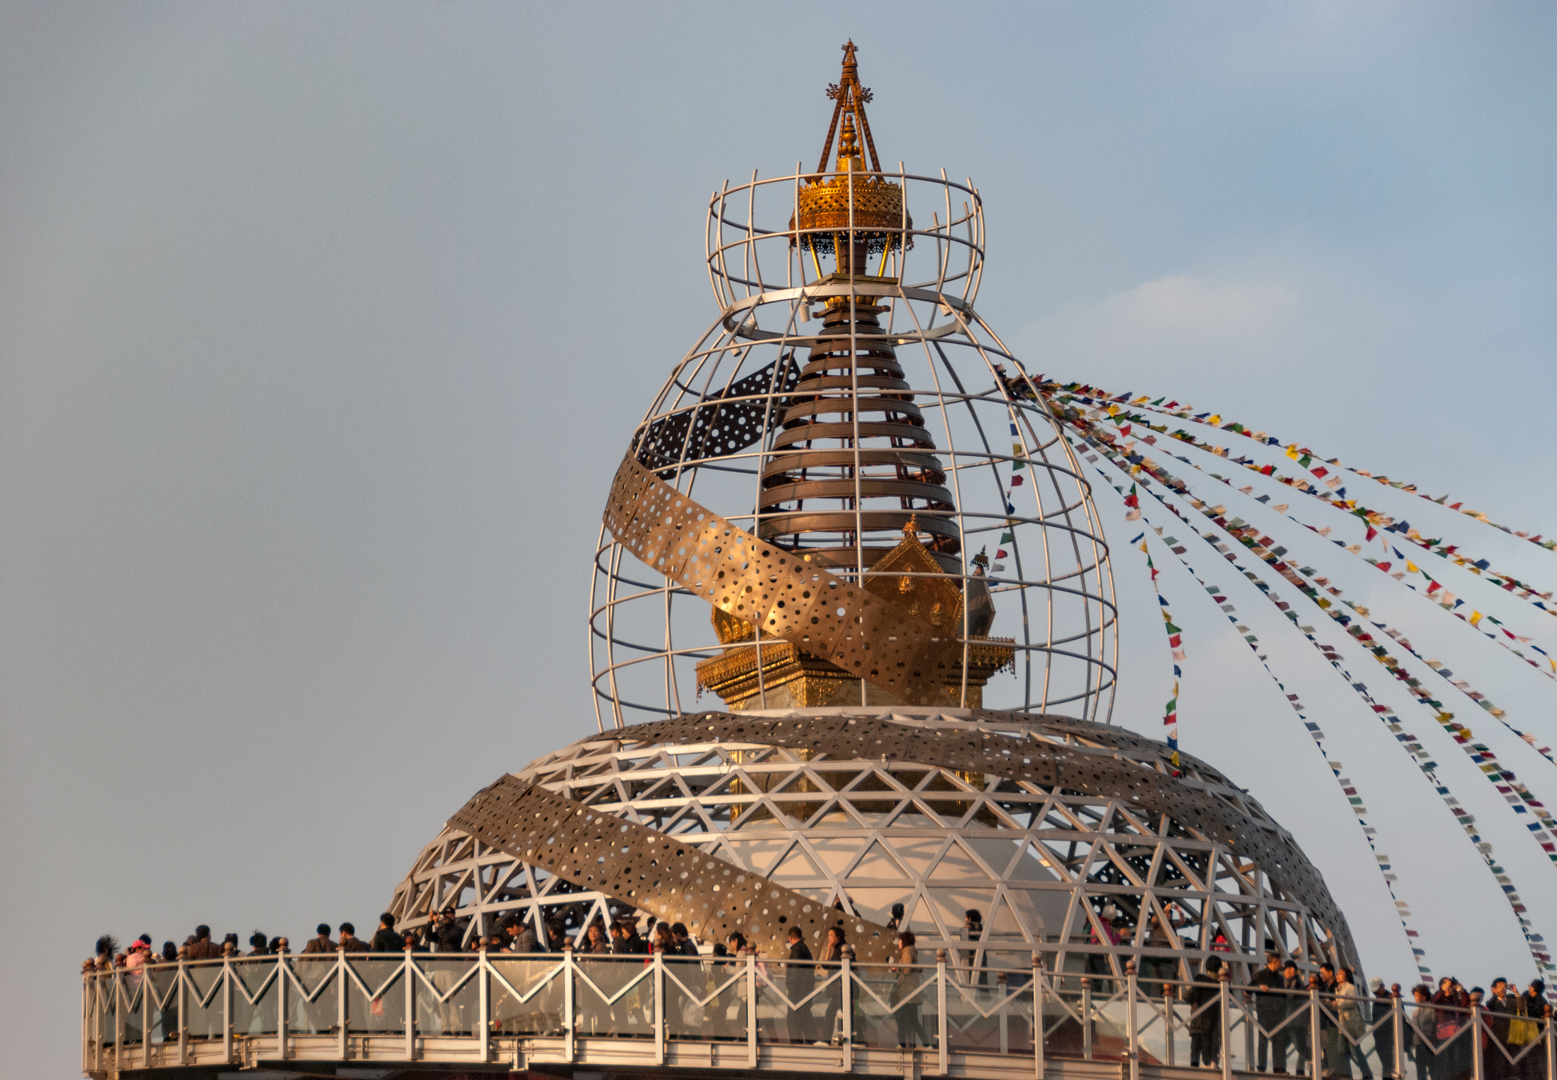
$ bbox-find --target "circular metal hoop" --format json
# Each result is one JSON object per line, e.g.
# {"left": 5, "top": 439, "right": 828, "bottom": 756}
{"left": 590, "top": 170, "right": 1118, "bottom": 730}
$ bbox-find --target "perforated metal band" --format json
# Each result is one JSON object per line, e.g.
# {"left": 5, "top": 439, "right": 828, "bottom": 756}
{"left": 602, "top": 452, "right": 962, "bottom": 704}
{"left": 449, "top": 773, "right": 896, "bottom": 961}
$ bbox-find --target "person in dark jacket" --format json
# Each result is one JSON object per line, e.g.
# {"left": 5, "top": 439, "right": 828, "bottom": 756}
{"left": 430, "top": 908, "right": 465, "bottom": 952}
{"left": 785, "top": 927, "right": 816, "bottom": 1043}
{"left": 672, "top": 922, "right": 699, "bottom": 957}
{"left": 185, "top": 925, "right": 222, "bottom": 961}
{"left": 1484, "top": 978, "right": 1514, "bottom": 1080}
{"left": 1189, "top": 956, "right": 1224, "bottom": 1068}
{"left": 1518, "top": 981, "right": 1548, "bottom": 1080}
{"left": 1281, "top": 961, "right": 1313, "bottom": 1077}
{"left": 1250, "top": 952, "right": 1290, "bottom": 1073}
{"left": 370, "top": 913, "right": 404, "bottom": 952}
{"left": 1372, "top": 979, "right": 1399, "bottom": 1080}
{"left": 301, "top": 924, "right": 335, "bottom": 955}
{"left": 1409, "top": 984, "right": 1435, "bottom": 1080}
{"left": 337, "top": 922, "right": 370, "bottom": 952}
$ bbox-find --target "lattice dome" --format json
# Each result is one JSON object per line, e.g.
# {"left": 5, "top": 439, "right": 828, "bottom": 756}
{"left": 389, "top": 708, "right": 1358, "bottom": 982}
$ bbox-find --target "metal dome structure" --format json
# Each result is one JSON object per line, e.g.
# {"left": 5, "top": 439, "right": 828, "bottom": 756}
{"left": 388, "top": 708, "right": 1357, "bottom": 983}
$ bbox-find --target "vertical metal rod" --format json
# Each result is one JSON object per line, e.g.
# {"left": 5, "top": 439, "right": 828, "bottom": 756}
{"left": 142, "top": 964, "right": 152, "bottom": 1068}
{"left": 1081, "top": 976, "right": 1092, "bottom": 1059}
{"left": 1473, "top": 1001, "right": 1484, "bottom": 1080}
{"left": 1545, "top": 1003, "right": 1554, "bottom": 1080}
{"left": 1392, "top": 988, "right": 1404, "bottom": 1080}
{"left": 1246, "top": 980, "right": 1256, "bottom": 1069}
{"left": 747, "top": 950, "right": 758, "bottom": 1069}
{"left": 842, "top": 954, "right": 854, "bottom": 1068}
{"left": 1165, "top": 983, "right": 1175, "bottom": 1067}
{"left": 276, "top": 954, "right": 287, "bottom": 1062}
{"left": 563, "top": 945, "right": 575, "bottom": 1063}
{"left": 1033, "top": 955, "right": 1045, "bottom": 1080}
{"left": 654, "top": 950, "right": 666, "bottom": 1065}
{"left": 337, "top": 951, "right": 347, "bottom": 1061}
{"left": 1310, "top": 985, "right": 1322, "bottom": 1080}
{"left": 177, "top": 960, "right": 185, "bottom": 1066}
{"left": 1220, "top": 968, "right": 1233, "bottom": 1080}
{"left": 938, "top": 949, "right": 950, "bottom": 1074}
{"left": 1126, "top": 962, "right": 1140, "bottom": 1080}
{"left": 222, "top": 959, "right": 232, "bottom": 1064}
{"left": 478, "top": 952, "right": 489, "bottom": 1063}
{"left": 114, "top": 969, "right": 124, "bottom": 1078}
{"left": 404, "top": 947, "right": 414, "bottom": 1061}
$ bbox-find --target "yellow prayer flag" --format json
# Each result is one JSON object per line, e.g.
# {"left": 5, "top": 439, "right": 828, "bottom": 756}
{"left": 1470, "top": 611, "right": 1483, "bottom": 626}
{"left": 1405, "top": 561, "right": 1419, "bottom": 573}
{"left": 1285, "top": 445, "right": 1300, "bottom": 460}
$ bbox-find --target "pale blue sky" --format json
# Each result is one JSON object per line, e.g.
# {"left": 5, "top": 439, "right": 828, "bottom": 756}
{"left": 3, "top": 3, "right": 1555, "bottom": 1073}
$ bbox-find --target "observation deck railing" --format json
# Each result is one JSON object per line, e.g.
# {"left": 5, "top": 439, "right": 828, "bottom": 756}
{"left": 82, "top": 951, "right": 1556, "bottom": 1080}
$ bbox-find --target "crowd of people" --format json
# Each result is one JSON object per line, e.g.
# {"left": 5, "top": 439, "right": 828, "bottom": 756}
{"left": 86, "top": 906, "right": 940, "bottom": 1048}
{"left": 1213, "top": 953, "right": 1552, "bottom": 1080}
{"left": 85, "top": 915, "right": 1557, "bottom": 1067}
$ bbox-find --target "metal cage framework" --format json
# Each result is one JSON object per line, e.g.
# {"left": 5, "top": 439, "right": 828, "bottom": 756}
{"left": 589, "top": 164, "right": 1118, "bottom": 729}
{"left": 389, "top": 709, "right": 1355, "bottom": 985}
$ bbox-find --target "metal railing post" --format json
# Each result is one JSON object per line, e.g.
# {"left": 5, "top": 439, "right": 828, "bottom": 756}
{"left": 113, "top": 968, "right": 125, "bottom": 1076}
{"left": 654, "top": 950, "right": 666, "bottom": 1065}
{"left": 177, "top": 959, "right": 187, "bottom": 1065}
{"left": 1545, "top": 1005, "right": 1554, "bottom": 1080}
{"left": 1165, "top": 981, "right": 1176, "bottom": 1067}
{"left": 746, "top": 951, "right": 758, "bottom": 1069}
{"left": 842, "top": 953, "right": 854, "bottom": 1071}
{"left": 1033, "top": 954, "right": 1045, "bottom": 1080}
{"left": 404, "top": 945, "right": 415, "bottom": 1061}
{"left": 142, "top": 965, "right": 152, "bottom": 1068}
{"left": 562, "top": 944, "right": 575, "bottom": 1063}
{"left": 1472, "top": 1000, "right": 1484, "bottom": 1080}
{"left": 1082, "top": 975, "right": 1093, "bottom": 1059}
{"left": 277, "top": 954, "right": 287, "bottom": 1063}
{"left": 1126, "top": 961, "right": 1140, "bottom": 1080}
{"left": 1310, "top": 984, "right": 1322, "bottom": 1080}
{"left": 937, "top": 950, "right": 950, "bottom": 1075}
{"left": 1393, "top": 988, "right": 1404, "bottom": 1080}
{"left": 1220, "top": 966, "right": 1233, "bottom": 1080}
{"left": 478, "top": 951, "right": 489, "bottom": 1063}
{"left": 221, "top": 958, "right": 232, "bottom": 1063}
{"left": 337, "top": 951, "right": 347, "bottom": 1061}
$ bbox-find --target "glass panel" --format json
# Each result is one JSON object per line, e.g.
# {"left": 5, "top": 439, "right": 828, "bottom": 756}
{"left": 847, "top": 962, "right": 935, "bottom": 1049}
{"left": 345, "top": 959, "right": 404, "bottom": 1035}
{"left": 230, "top": 959, "right": 277, "bottom": 1038}
{"left": 664, "top": 956, "right": 718, "bottom": 1041}
{"left": 1043, "top": 980, "right": 1093, "bottom": 1059}
{"left": 1087, "top": 980, "right": 1133, "bottom": 1061}
{"left": 415, "top": 960, "right": 478, "bottom": 1036}
{"left": 287, "top": 958, "right": 338, "bottom": 1035}
{"left": 122, "top": 974, "right": 145, "bottom": 1045}
{"left": 947, "top": 970, "right": 1035, "bottom": 1056}
{"left": 490, "top": 958, "right": 565, "bottom": 1036}
{"left": 184, "top": 963, "right": 225, "bottom": 1042}
{"left": 575, "top": 956, "right": 652, "bottom": 1039}
{"left": 146, "top": 967, "right": 179, "bottom": 1044}
{"left": 744, "top": 958, "right": 834, "bottom": 1047}
{"left": 698, "top": 958, "right": 750, "bottom": 1042}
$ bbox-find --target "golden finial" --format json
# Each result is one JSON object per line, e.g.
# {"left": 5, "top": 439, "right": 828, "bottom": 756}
{"left": 791, "top": 42, "right": 911, "bottom": 269}
{"left": 818, "top": 40, "right": 881, "bottom": 175}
